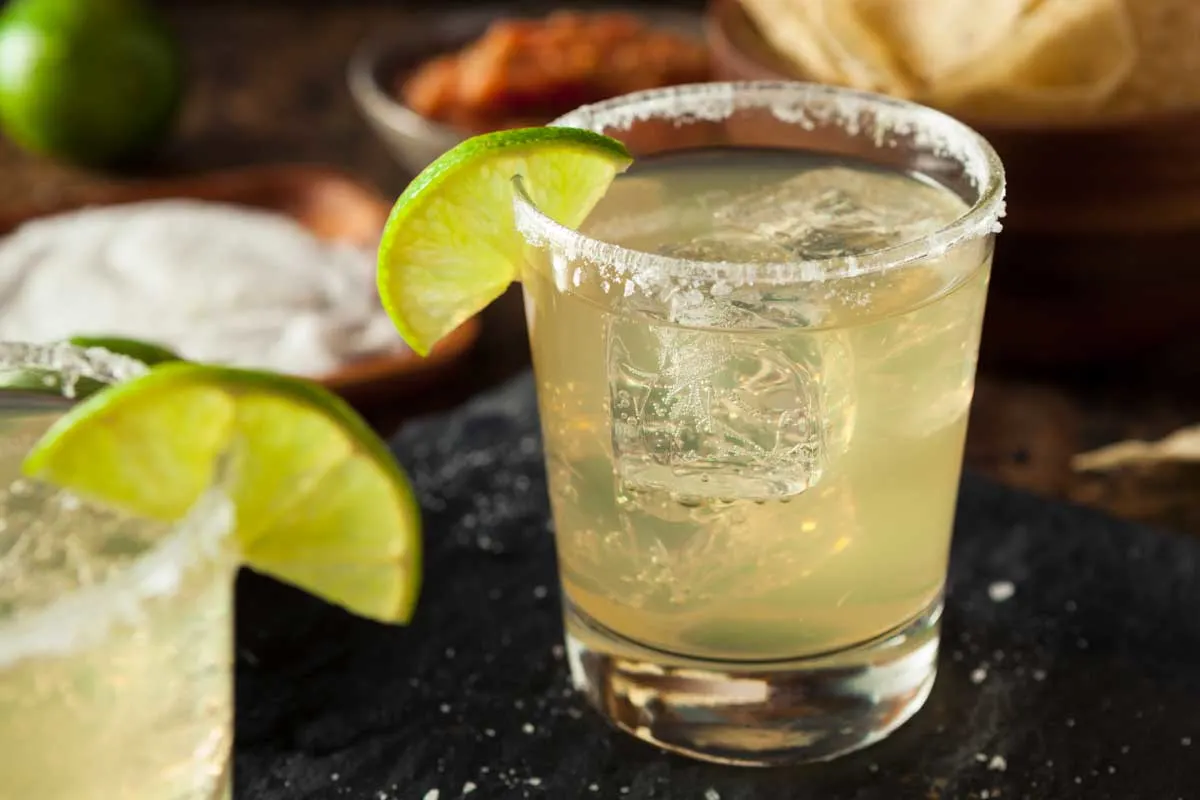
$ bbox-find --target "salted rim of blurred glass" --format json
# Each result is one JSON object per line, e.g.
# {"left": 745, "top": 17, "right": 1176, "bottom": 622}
{"left": 0, "top": 342, "right": 235, "bottom": 667}
{"left": 512, "top": 81, "right": 1007, "bottom": 290}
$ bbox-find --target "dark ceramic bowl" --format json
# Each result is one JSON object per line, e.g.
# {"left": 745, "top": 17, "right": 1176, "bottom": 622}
{"left": 348, "top": 5, "right": 706, "bottom": 177}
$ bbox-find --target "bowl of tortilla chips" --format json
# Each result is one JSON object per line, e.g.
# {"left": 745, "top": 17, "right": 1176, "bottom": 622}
{"left": 707, "top": 0, "right": 1200, "bottom": 365}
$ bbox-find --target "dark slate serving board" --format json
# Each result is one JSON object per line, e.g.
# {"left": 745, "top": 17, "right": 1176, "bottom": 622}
{"left": 234, "top": 373, "right": 1200, "bottom": 800}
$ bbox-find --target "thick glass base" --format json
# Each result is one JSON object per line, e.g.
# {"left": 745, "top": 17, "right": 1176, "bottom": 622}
{"left": 565, "top": 597, "right": 942, "bottom": 766}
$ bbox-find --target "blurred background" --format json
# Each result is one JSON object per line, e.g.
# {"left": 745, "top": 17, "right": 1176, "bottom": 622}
{"left": 1, "top": 0, "right": 1199, "bottom": 533}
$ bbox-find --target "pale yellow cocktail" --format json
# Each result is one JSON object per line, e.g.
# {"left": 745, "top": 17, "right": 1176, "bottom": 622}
{"left": 0, "top": 340, "right": 421, "bottom": 798}
{"left": 0, "top": 386, "right": 234, "bottom": 799}
{"left": 526, "top": 149, "right": 989, "bottom": 662}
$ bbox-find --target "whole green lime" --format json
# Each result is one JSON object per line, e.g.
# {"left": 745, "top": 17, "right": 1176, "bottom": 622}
{"left": 0, "top": 0, "right": 184, "bottom": 166}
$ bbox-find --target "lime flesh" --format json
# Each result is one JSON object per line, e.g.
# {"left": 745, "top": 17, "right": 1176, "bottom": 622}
{"left": 22, "top": 362, "right": 421, "bottom": 624}
{"left": 377, "top": 126, "right": 632, "bottom": 355}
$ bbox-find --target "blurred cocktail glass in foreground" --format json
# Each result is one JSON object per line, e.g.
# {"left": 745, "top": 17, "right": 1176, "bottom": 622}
{"left": 0, "top": 343, "right": 234, "bottom": 799}
{"left": 514, "top": 82, "right": 1005, "bottom": 764}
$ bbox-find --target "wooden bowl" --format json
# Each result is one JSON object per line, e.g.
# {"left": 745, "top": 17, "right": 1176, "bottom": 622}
{"left": 0, "top": 164, "right": 480, "bottom": 408}
{"left": 706, "top": 0, "right": 1200, "bottom": 365}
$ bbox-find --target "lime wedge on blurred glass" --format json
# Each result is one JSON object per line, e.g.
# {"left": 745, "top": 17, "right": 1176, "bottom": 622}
{"left": 69, "top": 335, "right": 181, "bottom": 366}
{"left": 377, "top": 126, "right": 632, "bottom": 356}
{"left": 22, "top": 362, "right": 422, "bottom": 624}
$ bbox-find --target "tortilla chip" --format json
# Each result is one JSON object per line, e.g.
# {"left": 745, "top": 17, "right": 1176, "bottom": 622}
{"left": 811, "top": 0, "right": 919, "bottom": 97}
{"left": 849, "top": 0, "right": 1032, "bottom": 89}
{"left": 739, "top": 0, "right": 849, "bottom": 86}
{"left": 739, "top": 0, "right": 1142, "bottom": 123}
{"left": 1074, "top": 425, "right": 1200, "bottom": 472}
{"left": 1103, "top": 0, "right": 1200, "bottom": 117}
{"left": 931, "top": 0, "right": 1137, "bottom": 120}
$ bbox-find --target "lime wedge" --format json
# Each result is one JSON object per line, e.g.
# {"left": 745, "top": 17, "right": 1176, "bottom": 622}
{"left": 22, "top": 362, "right": 421, "bottom": 624}
{"left": 69, "top": 335, "right": 181, "bottom": 366}
{"left": 378, "top": 126, "right": 632, "bottom": 355}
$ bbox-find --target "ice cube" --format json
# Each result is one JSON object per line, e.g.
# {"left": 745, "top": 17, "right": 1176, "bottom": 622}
{"left": 606, "top": 312, "right": 855, "bottom": 501}
{"left": 709, "top": 166, "right": 965, "bottom": 261}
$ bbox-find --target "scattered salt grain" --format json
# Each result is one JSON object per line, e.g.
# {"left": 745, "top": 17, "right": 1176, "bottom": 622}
{"left": 987, "top": 581, "right": 1015, "bottom": 602}
{"left": 1183, "top": 737, "right": 1193, "bottom": 746}
{"left": 424, "top": 791, "right": 440, "bottom": 800}
{"left": 705, "top": 789, "right": 721, "bottom": 800}
{"left": 463, "top": 782, "right": 477, "bottom": 795}
{"left": 988, "top": 755, "right": 1007, "bottom": 772}
{"left": 533, "top": 585, "right": 549, "bottom": 599}
{"left": 523, "top": 723, "right": 536, "bottom": 734}
{"left": 970, "top": 667, "right": 988, "bottom": 684}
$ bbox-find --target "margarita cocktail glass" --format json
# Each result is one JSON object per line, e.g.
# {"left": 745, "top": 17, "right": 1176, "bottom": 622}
{"left": 0, "top": 342, "right": 235, "bottom": 799}
{"left": 514, "top": 82, "right": 1005, "bottom": 764}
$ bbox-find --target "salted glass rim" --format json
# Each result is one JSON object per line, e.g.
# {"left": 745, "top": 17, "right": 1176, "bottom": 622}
{"left": 512, "top": 81, "right": 1006, "bottom": 289}
{"left": 0, "top": 342, "right": 234, "bottom": 667}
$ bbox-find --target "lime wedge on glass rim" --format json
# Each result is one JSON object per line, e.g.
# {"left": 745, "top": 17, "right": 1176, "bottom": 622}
{"left": 377, "top": 126, "right": 633, "bottom": 355}
{"left": 21, "top": 361, "right": 421, "bottom": 624}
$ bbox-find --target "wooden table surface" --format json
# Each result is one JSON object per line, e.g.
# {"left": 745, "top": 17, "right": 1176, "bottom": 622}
{"left": 3, "top": 3, "right": 1200, "bottom": 536}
